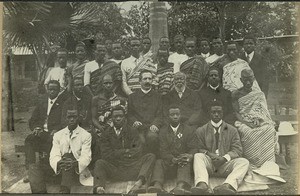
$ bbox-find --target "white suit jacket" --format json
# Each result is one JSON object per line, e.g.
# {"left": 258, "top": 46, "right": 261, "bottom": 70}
{"left": 50, "top": 125, "right": 92, "bottom": 175}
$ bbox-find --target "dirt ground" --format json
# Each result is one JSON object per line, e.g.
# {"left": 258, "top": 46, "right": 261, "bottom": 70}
{"left": 1, "top": 81, "right": 299, "bottom": 194}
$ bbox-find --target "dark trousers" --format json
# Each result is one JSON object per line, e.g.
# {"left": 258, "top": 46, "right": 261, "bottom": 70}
{"left": 141, "top": 127, "right": 159, "bottom": 157}
{"left": 28, "top": 153, "right": 80, "bottom": 193}
{"left": 93, "top": 153, "right": 156, "bottom": 188}
{"left": 151, "top": 159, "right": 191, "bottom": 186}
{"left": 25, "top": 132, "right": 52, "bottom": 169}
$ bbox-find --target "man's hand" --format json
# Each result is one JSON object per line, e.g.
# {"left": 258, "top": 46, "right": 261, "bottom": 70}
{"left": 207, "top": 152, "right": 219, "bottom": 160}
{"left": 133, "top": 121, "right": 143, "bottom": 128}
{"left": 149, "top": 125, "right": 159, "bottom": 133}
{"left": 212, "top": 156, "right": 227, "bottom": 169}
{"left": 33, "top": 127, "right": 43, "bottom": 136}
{"left": 172, "top": 157, "right": 180, "bottom": 165}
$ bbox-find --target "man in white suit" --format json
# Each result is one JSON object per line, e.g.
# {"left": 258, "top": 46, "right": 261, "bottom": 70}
{"left": 28, "top": 108, "right": 91, "bottom": 193}
{"left": 50, "top": 109, "right": 92, "bottom": 193}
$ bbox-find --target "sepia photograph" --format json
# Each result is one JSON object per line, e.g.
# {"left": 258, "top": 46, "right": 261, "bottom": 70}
{"left": 1, "top": 1, "right": 299, "bottom": 194}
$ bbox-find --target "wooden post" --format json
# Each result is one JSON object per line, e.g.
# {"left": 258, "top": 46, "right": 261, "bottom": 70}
{"left": 149, "top": 1, "right": 168, "bottom": 56}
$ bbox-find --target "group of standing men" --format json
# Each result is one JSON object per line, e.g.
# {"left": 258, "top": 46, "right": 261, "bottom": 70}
{"left": 24, "top": 34, "right": 277, "bottom": 195}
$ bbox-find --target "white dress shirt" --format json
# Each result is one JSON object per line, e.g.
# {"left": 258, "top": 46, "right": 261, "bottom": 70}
{"left": 84, "top": 60, "right": 101, "bottom": 86}
{"left": 168, "top": 52, "right": 189, "bottom": 73}
{"left": 201, "top": 52, "right": 210, "bottom": 59}
{"left": 114, "top": 127, "right": 122, "bottom": 136}
{"left": 245, "top": 51, "right": 254, "bottom": 63}
{"left": 170, "top": 124, "right": 180, "bottom": 135}
{"left": 44, "top": 67, "right": 67, "bottom": 91}
{"left": 175, "top": 86, "right": 186, "bottom": 98}
{"left": 206, "top": 54, "right": 224, "bottom": 65}
{"left": 210, "top": 120, "right": 231, "bottom": 162}
{"left": 141, "top": 88, "right": 151, "bottom": 94}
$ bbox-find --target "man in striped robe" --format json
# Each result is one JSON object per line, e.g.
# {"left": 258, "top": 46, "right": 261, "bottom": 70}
{"left": 121, "top": 37, "right": 157, "bottom": 97}
{"left": 156, "top": 48, "right": 174, "bottom": 96}
{"left": 180, "top": 37, "right": 209, "bottom": 91}
{"left": 232, "top": 69, "right": 277, "bottom": 168}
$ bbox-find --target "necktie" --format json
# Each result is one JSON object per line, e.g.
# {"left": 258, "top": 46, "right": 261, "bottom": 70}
{"left": 213, "top": 125, "right": 220, "bottom": 149}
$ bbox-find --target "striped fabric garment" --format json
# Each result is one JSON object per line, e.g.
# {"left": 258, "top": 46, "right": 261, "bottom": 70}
{"left": 157, "top": 65, "right": 174, "bottom": 95}
{"left": 127, "top": 59, "right": 158, "bottom": 93}
{"left": 235, "top": 90, "right": 276, "bottom": 168}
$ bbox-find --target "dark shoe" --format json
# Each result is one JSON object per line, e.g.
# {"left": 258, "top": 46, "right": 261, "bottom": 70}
{"left": 148, "top": 185, "right": 167, "bottom": 193}
{"left": 23, "top": 176, "right": 29, "bottom": 183}
{"left": 128, "top": 184, "right": 146, "bottom": 194}
{"left": 191, "top": 182, "right": 212, "bottom": 195}
{"left": 93, "top": 186, "right": 105, "bottom": 194}
{"left": 170, "top": 186, "right": 192, "bottom": 195}
{"left": 213, "top": 183, "right": 236, "bottom": 195}
{"left": 59, "top": 186, "right": 70, "bottom": 194}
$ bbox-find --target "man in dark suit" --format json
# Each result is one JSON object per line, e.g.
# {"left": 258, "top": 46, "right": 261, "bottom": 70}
{"left": 127, "top": 69, "right": 163, "bottom": 155}
{"left": 191, "top": 100, "right": 249, "bottom": 195}
{"left": 163, "top": 72, "right": 203, "bottom": 127}
{"left": 93, "top": 105, "right": 156, "bottom": 194}
{"left": 240, "top": 35, "right": 269, "bottom": 97}
{"left": 199, "top": 66, "right": 236, "bottom": 125}
{"left": 24, "top": 80, "right": 69, "bottom": 183}
{"left": 148, "top": 106, "right": 197, "bottom": 194}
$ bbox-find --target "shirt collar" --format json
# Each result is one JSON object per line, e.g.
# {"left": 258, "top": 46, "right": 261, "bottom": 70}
{"left": 48, "top": 96, "right": 58, "bottom": 104}
{"left": 201, "top": 53, "right": 210, "bottom": 58}
{"left": 141, "top": 88, "right": 151, "bottom": 94}
{"left": 170, "top": 124, "right": 180, "bottom": 134}
{"left": 73, "top": 92, "right": 81, "bottom": 101}
{"left": 211, "top": 120, "right": 223, "bottom": 128}
{"left": 175, "top": 86, "right": 186, "bottom": 93}
{"left": 209, "top": 84, "right": 220, "bottom": 91}
{"left": 245, "top": 51, "right": 254, "bottom": 59}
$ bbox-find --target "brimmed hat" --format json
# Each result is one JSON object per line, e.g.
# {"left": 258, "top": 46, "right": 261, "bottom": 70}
{"left": 278, "top": 121, "right": 298, "bottom": 136}
{"left": 252, "top": 161, "right": 286, "bottom": 183}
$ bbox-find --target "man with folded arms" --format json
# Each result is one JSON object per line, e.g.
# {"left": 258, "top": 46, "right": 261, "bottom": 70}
{"left": 148, "top": 106, "right": 196, "bottom": 194}
{"left": 191, "top": 100, "right": 249, "bottom": 195}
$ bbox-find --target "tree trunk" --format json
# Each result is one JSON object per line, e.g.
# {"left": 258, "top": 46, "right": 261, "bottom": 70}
{"left": 216, "top": 2, "right": 226, "bottom": 41}
{"left": 149, "top": 1, "right": 168, "bottom": 56}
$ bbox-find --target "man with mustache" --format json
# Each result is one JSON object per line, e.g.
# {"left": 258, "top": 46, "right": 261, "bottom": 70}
{"left": 127, "top": 69, "right": 163, "bottom": 156}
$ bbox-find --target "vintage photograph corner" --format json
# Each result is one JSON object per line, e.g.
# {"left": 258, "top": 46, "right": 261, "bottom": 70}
{"left": 1, "top": 1, "right": 299, "bottom": 195}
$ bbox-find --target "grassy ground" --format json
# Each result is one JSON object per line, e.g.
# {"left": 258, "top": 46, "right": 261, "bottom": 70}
{"left": 1, "top": 81, "right": 299, "bottom": 194}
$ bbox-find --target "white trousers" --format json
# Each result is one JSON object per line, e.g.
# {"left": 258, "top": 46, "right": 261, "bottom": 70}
{"left": 193, "top": 153, "right": 249, "bottom": 190}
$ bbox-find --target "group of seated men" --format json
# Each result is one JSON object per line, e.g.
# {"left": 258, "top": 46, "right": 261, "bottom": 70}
{"left": 24, "top": 34, "right": 276, "bottom": 195}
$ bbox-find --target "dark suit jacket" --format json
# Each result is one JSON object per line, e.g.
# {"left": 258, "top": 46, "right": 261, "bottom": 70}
{"left": 193, "top": 121, "right": 242, "bottom": 160}
{"left": 240, "top": 52, "right": 269, "bottom": 95}
{"left": 199, "top": 85, "right": 236, "bottom": 125}
{"left": 100, "top": 123, "right": 142, "bottom": 166}
{"left": 29, "top": 90, "right": 69, "bottom": 132}
{"left": 128, "top": 89, "right": 162, "bottom": 128}
{"left": 159, "top": 123, "right": 197, "bottom": 165}
{"left": 163, "top": 88, "right": 202, "bottom": 126}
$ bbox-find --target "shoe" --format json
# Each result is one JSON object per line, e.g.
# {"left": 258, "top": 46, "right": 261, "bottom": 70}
{"left": 191, "top": 182, "right": 212, "bottom": 195}
{"left": 128, "top": 184, "right": 146, "bottom": 194}
{"left": 59, "top": 186, "right": 70, "bottom": 194}
{"left": 170, "top": 186, "right": 192, "bottom": 195}
{"left": 148, "top": 185, "right": 167, "bottom": 193}
{"left": 23, "top": 176, "right": 29, "bottom": 183}
{"left": 93, "top": 186, "right": 105, "bottom": 194}
{"left": 213, "top": 183, "right": 236, "bottom": 195}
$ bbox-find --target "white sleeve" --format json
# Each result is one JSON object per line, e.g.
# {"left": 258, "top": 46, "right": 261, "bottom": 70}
{"left": 49, "top": 133, "right": 62, "bottom": 174}
{"left": 77, "top": 133, "right": 92, "bottom": 173}
{"left": 83, "top": 64, "right": 90, "bottom": 86}
{"left": 44, "top": 70, "right": 52, "bottom": 85}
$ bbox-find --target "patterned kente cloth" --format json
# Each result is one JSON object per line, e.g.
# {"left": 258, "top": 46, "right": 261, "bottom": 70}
{"left": 90, "top": 60, "right": 122, "bottom": 95}
{"left": 157, "top": 63, "right": 174, "bottom": 95}
{"left": 222, "top": 58, "right": 261, "bottom": 92}
{"left": 180, "top": 55, "right": 209, "bottom": 90}
{"left": 127, "top": 56, "right": 157, "bottom": 92}
{"left": 235, "top": 90, "right": 276, "bottom": 167}
{"left": 71, "top": 60, "right": 90, "bottom": 80}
